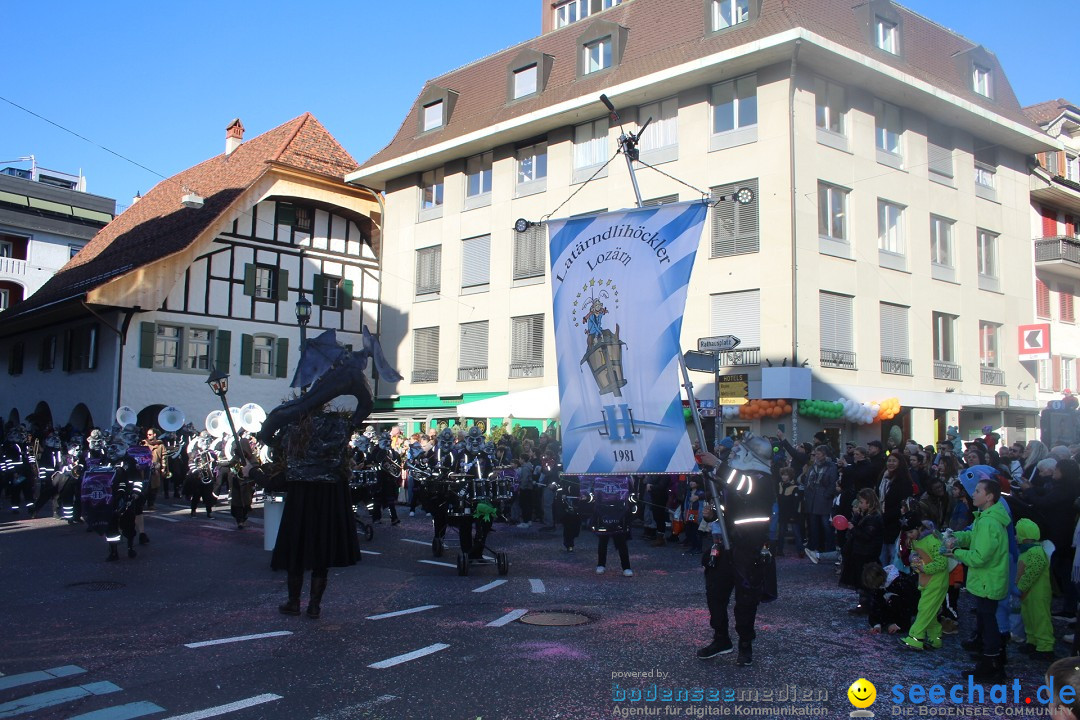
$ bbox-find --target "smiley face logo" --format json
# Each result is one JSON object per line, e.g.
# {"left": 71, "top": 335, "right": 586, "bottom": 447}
{"left": 848, "top": 678, "right": 876, "bottom": 709}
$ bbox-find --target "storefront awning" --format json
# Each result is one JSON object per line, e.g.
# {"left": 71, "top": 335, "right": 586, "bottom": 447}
{"left": 455, "top": 385, "right": 560, "bottom": 420}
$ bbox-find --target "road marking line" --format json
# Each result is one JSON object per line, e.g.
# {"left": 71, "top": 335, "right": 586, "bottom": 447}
{"left": 149, "top": 515, "right": 179, "bottom": 523}
{"left": 68, "top": 701, "right": 166, "bottom": 720}
{"left": 199, "top": 525, "right": 234, "bottom": 532}
{"left": 529, "top": 579, "right": 546, "bottom": 593}
{"left": 0, "top": 681, "right": 120, "bottom": 718}
{"left": 418, "top": 560, "right": 455, "bottom": 568}
{"left": 472, "top": 579, "right": 507, "bottom": 593}
{"left": 368, "top": 643, "right": 450, "bottom": 669}
{"left": 0, "top": 666, "right": 84, "bottom": 691}
{"left": 366, "top": 605, "right": 439, "bottom": 620}
{"left": 360, "top": 549, "right": 381, "bottom": 555}
{"left": 487, "top": 609, "right": 528, "bottom": 627}
{"left": 157, "top": 693, "right": 282, "bottom": 720}
{"left": 184, "top": 631, "right": 293, "bottom": 648}
{"left": 312, "top": 695, "right": 397, "bottom": 720}
{"left": 401, "top": 538, "right": 429, "bottom": 546}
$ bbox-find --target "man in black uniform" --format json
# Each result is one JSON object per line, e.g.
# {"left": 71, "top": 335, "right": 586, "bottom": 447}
{"left": 696, "top": 432, "right": 777, "bottom": 667}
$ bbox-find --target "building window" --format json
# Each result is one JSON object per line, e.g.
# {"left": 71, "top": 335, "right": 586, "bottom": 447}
{"left": 313, "top": 275, "right": 352, "bottom": 311}
{"left": 710, "top": 0, "right": 749, "bottom": 31}
{"left": 69, "top": 244, "right": 81, "bottom": 259}
{"left": 1036, "top": 278, "right": 1051, "bottom": 319}
{"left": 977, "top": 229, "right": 998, "bottom": 279}
{"left": 573, "top": 118, "right": 608, "bottom": 182}
{"left": 979, "top": 322, "right": 1000, "bottom": 368}
{"left": 1068, "top": 155, "right": 1080, "bottom": 183}
{"left": 877, "top": 200, "right": 904, "bottom": 255}
{"left": 874, "top": 99, "right": 902, "bottom": 160}
{"left": 710, "top": 178, "right": 759, "bottom": 257}
{"left": 638, "top": 97, "right": 679, "bottom": 160}
{"left": 972, "top": 64, "right": 991, "bottom": 97}
{"left": 412, "top": 326, "right": 440, "bottom": 383}
{"left": 818, "top": 182, "right": 848, "bottom": 242}
{"left": 39, "top": 335, "right": 56, "bottom": 371}
{"left": 513, "top": 225, "right": 546, "bottom": 281}
{"left": 875, "top": 17, "right": 898, "bottom": 53}
{"left": 254, "top": 265, "right": 277, "bottom": 300}
{"left": 932, "top": 312, "right": 957, "bottom": 364}
{"left": 251, "top": 335, "right": 275, "bottom": 377}
{"left": 516, "top": 141, "right": 548, "bottom": 195}
{"left": 275, "top": 203, "right": 313, "bottom": 233}
{"left": 711, "top": 75, "right": 757, "bottom": 149}
{"left": 155, "top": 324, "right": 182, "bottom": 369}
{"left": 1037, "top": 359, "right": 1052, "bottom": 391}
{"left": 419, "top": 168, "right": 444, "bottom": 220}
{"left": 458, "top": 321, "right": 489, "bottom": 382}
{"left": 1062, "top": 286, "right": 1076, "bottom": 324}
{"left": 556, "top": 0, "right": 617, "bottom": 28}
{"left": 880, "top": 303, "right": 911, "bottom": 376}
{"left": 64, "top": 324, "right": 98, "bottom": 373}
{"left": 513, "top": 64, "right": 538, "bottom": 99}
{"left": 510, "top": 314, "right": 544, "bottom": 378}
{"left": 974, "top": 143, "right": 996, "bottom": 198}
{"left": 1065, "top": 357, "right": 1077, "bottom": 389}
{"left": 415, "top": 246, "right": 442, "bottom": 297}
{"left": 815, "top": 78, "right": 846, "bottom": 136}
{"left": 927, "top": 124, "right": 954, "bottom": 183}
{"left": 186, "top": 328, "right": 213, "bottom": 371}
{"left": 0, "top": 288, "right": 8, "bottom": 311}
{"left": 142, "top": 322, "right": 226, "bottom": 372}
{"left": 422, "top": 100, "right": 444, "bottom": 132}
{"left": 8, "top": 342, "right": 23, "bottom": 376}
{"left": 461, "top": 235, "right": 491, "bottom": 291}
{"left": 819, "top": 292, "right": 855, "bottom": 370}
{"left": 583, "top": 36, "right": 612, "bottom": 74}
{"left": 711, "top": 289, "right": 760, "bottom": 366}
{"left": 930, "top": 215, "right": 954, "bottom": 268}
{"left": 0, "top": 241, "right": 11, "bottom": 257}
{"left": 465, "top": 152, "right": 493, "bottom": 208}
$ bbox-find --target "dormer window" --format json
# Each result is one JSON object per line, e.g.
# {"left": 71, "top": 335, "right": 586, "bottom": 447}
{"left": 875, "top": 17, "right": 898, "bottom": 54}
{"left": 514, "top": 64, "right": 537, "bottom": 99}
{"left": 415, "top": 86, "right": 458, "bottom": 136}
{"left": 584, "top": 37, "right": 612, "bottom": 74}
{"left": 711, "top": 0, "right": 749, "bottom": 31}
{"left": 507, "top": 50, "right": 553, "bottom": 103}
{"left": 555, "top": 0, "right": 621, "bottom": 29}
{"left": 973, "top": 64, "right": 992, "bottom": 97}
{"left": 576, "top": 20, "right": 626, "bottom": 78}
{"left": 422, "top": 101, "right": 443, "bottom": 132}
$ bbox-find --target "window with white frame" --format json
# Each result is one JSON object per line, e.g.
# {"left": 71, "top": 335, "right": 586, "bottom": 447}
{"left": 253, "top": 265, "right": 277, "bottom": 300}
{"left": 461, "top": 235, "right": 490, "bottom": 291}
{"left": 415, "top": 246, "right": 442, "bottom": 296}
{"left": 251, "top": 335, "right": 275, "bottom": 377}
{"left": 573, "top": 118, "right": 608, "bottom": 180}
{"left": 422, "top": 100, "right": 444, "bottom": 132}
{"left": 0, "top": 289, "right": 8, "bottom": 311}
{"left": 710, "top": 178, "right": 759, "bottom": 257}
{"left": 319, "top": 276, "right": 340, "bottom": 309}
{"left": 513, "top": 64, "right": 538, "bottom": 99}
{"left": 458, "top": 321, "right": 489, "bottom": 382}
{"left": 879, "top": 303, "right": 911, "bottom": 375}
{"left": 877, "top": 200, "right": 904, "bottom": 255}
{"left": 972, "top": 64, "right": 991, "bottom": 97}
{"left": 932, "top": 312, "right": 957, "bottom": 363}
{"left": 711, "top": 75, "right": 757, "bottom": 137}
{"left": 874, "top": 99, "right": 902, "bottom": 157}
{"left": 977, "top": 229, "right": 998, "bottom": 279}
{"left": 516, "top": 142, "right": 547, "bottom": 193}
{"left": 875, "top": 17, "right": 898, "bottom": 53}
{"left": 818, "top": 182, "right": 848, "bottom": 242}
{"left": 583, "top": 36, "right": 612, "bottom": 74}
{"left": 638, "top": 97, "right": 678, "bottom": 157}
{"left": 710, "top": 289, "right": 760, "bottom": 350}
{"left": 513, "top": 225, "right": 545, "bottom": 281}
{"left": 1064, "top": 357, "right": 1077, "bottom": 389}
{"left": 819, "top": 292, "right": 855, "bottom": 369}
{"left": 927, "top": 124, "right": 954, "bottom": 182}
{"left": 465, "top": 152, "right": 493, "bottom": 205}
{"left": 711, "top": 0, "right": 749, "bottom": 31}
{"left": 556, "top": 0, "right": 618, "bottom": 28}
{"left": 815, "top": 77, "right": 846, "bottom": 135}
{"left": 412, "top": 327, "right": 440, "bottom": 383}
{"left": 979, "top": 322, "right": 1000, "bottom": 368}
{"left": 510, "top": 314, "right": 544, "bottom": 377}
{"left": 186, "top": 328, "right": 213, "bottom": 371}
{"left": 1068, "top": 155, "right": 1080, "bottom": 182}
{"left": 974, "top": 143, "right": 996, "bottom": 191}
{"left": 420, "top": 168, "right": 444, "bottom": 217}
{"left": 930, "top": 215, "right": 954, "bottom": 267}
{"left": 154, "top": 325, "right": 181, "bottom": 369}
{"left": 1038, "top": 359, "right": 1052, "bottom": 390}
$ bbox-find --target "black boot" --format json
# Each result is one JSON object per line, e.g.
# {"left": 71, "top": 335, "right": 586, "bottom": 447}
{"left": 279, "top": 573, "right": 303, "bottom": 616}
{"left": 106, "top": 543, "right": 119, "bottom": 562}
{"left": 307, "top": 574, "right": 328, "bottom": 619}
{"left": 735, "top": 641, "right": 753, "bottom": 667}
{"left": 696, "top": 636, "right": 734, "bottom": 659}
{"left": 971, "top": 653, "right": 1005, "bottom": 683}
{"left": 127, "top": 544, "right": 137, "bottom": 559}
{"left": 138, "top": 532, "right": 150, "bottom": 545}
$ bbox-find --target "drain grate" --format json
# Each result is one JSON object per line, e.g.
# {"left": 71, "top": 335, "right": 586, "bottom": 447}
{"left": 519, "top": 611, "right": 591, "bottom": 626}
{"left": 67, "top": 581, "right": 125, "bottom": 591}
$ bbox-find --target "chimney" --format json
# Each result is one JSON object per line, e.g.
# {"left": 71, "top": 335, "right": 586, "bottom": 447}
{"left": 131, "top": 191, "right": 141, "bottom": 205}
{"left": 225, "top": 118, "right": 245, "bottom": 156}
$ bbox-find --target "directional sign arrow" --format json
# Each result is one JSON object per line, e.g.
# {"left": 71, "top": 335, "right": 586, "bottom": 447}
{"left": 1026, "top": 329, "right": 1043, "bottom": 348}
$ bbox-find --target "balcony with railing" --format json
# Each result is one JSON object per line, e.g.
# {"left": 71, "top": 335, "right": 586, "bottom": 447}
{"left": 933, "top": 360, "right": 962, "bottom": 381}
{"left": 509, "top": 362, "right": 544, "bottom": 378}
{"left": 820, "top": 348, "right": 856, "bottom": 370}
{"left": 457, "top": 365, "right": 488, "bottom": 382}
{"left": 1034, "top": 236, "right": 1080, "bottom": 281}
{"left": 980, "top": 365, "right": 1005, "bottom": 386}
{"left": 411, "top": 369, "right": 438, "bottom": 384}
{"left": 0, "top": 256, "right": 27, "bottom": 278}
{"left": 880, "top": 356, "right": 912, "bottom": 376}
{"left": 717, "top": 346, "right": 760, "bottom": 368}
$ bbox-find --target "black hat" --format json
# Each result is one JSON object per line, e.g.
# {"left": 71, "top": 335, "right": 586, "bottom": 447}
{"left": 845, "top": 441, "right": 856, "bottom": 448}
{"left": 867, "top": 440, "right": 884, "bottom": 450}
{"left": 898, "top": 512, "right": 923, "bottom": 532}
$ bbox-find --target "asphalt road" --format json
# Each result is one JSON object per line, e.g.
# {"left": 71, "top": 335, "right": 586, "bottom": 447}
{"left": 0, "top": 501, "right": 1068, "bottom": 720}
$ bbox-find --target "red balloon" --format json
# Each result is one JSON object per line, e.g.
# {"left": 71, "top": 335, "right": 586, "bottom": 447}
{"left": 831, "top": 515, "right": 850, "bottom": 531}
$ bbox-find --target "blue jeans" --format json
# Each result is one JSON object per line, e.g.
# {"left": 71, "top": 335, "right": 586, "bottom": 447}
{"left": 808, "top": 513, "right": 834, "bottom": 553}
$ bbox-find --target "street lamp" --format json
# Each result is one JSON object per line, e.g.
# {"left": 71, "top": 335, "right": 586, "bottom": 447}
{"left": 205, "top": 365, "right": 247, "bottom": 462}
{"left": 295, "top": 293, "right": 312, "bottom": 348}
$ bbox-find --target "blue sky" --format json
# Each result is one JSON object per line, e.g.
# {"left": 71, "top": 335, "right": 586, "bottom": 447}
{"left": 3, "top": 0, "right": 1077, "bottom": 207}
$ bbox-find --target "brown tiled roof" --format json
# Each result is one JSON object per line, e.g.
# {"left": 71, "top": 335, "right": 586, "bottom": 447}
{"left": 1024, "top": 98, "right": 1080, "bottom": 126}
{"left": 2, "top": 113, "right": 358, "bottom": 321}
{"left": 360, "top": 0, "right": 1034, "bottom": 171}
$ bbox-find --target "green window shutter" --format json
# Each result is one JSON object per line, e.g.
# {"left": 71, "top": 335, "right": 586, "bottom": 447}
{"left": 277, "top": 268, "right": 289, "bottom": 301}
{"left": 62, "top": 330, "right": 72, "bottom": 372}
{"left": 215, "top": 330, "right": 231, "bottom": 372}
{"left": 243, "top": 264, "right": 255, "bottom": 296}
{"left": 240, "top": 334, "right": 253, "bottom": 376}
{"left": 340, "top": 279, "right": 353, "bottom": 309}
{"left": 139, "top": 322, "right": 156, "bottom": 368}
{"left": 312, "top": 275, "right": 325, "bottom": 307}
{"left": 275, "top": 337, "right": 289, "bottom": 378}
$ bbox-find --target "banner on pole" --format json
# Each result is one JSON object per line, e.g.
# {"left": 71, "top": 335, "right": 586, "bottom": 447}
{"left": 547, "top": 200, "right": 708, "bottom": 474}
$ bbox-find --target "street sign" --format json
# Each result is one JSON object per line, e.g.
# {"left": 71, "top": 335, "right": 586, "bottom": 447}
{"left": 683, "top": 350, "right": 717, "bottom": 373}
{"left": 1018, "top": 323, "right": 1051, "bottom": 361}
{"left": 718, "top": 373, "right": 749, "bottom": 405}
{"left": 698, "top": 335, "right": 741, "bottom": 352}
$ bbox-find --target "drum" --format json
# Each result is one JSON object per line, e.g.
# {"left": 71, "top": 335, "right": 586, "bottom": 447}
{"left": 81, "top": 467, "right": 115, "bottom": 535}
{"left": 470, "top": 477, "right": 496, "bottom": 503}
{"left": 494, "top": 468, "right": 517, "bottom": 500}
{"left": 349, "top": 469, "right": 380, "bottom": 505}
{"left": 445, "top": 474, "right": 471, "bottom": 518}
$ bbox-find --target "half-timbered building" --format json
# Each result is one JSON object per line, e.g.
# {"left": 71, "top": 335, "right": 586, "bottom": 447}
{"left": 0, "top": 114, "right": 383, "bottom": 434}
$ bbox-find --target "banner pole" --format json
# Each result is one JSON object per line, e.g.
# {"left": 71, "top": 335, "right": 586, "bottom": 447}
{"left": 680, "top": 354, "right": 731, "bottom": 550}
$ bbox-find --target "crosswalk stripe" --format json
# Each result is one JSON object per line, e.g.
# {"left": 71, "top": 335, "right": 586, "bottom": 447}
{"left": 400, "top": 539, "right": 429, "bottom": 546}
{"left": 368, "top": 643, "right": 449, "bottom": 669}
{"left": 149, "top": 515, "right": 180, "bottom": 523}
{"left": 0, "top": 681, "right": 120, "bottom": 718}
{"left": 366, "top": 605, "right": 439, "bottom": 620}
{"left": 487, "top": 609, "right": 528, "bottom": 627}
{"left": 184, "top": 631, "right": 292, "bottom": 649}
{"left": 359, "top": 550, "right": 381, "bottom": 555}
{"left": 199, "top": 525, "right": 234, "bottom": 532}
{"left": 158, "top": 693, "right": 282, "bottom": 719}
{"left": 472, "top": 579, "right": 507, "bottom": 593}
{"left": 417, "top": 560, "right": 455, "bottom": 568}
{"left": 0, "top": 665, "right": 84, "bottom": 691}
{"left": 68, "top": 700, "right": 166, "bottom": 720}
{"left": 529, "top": 579, "right": 546, "bottom": 593}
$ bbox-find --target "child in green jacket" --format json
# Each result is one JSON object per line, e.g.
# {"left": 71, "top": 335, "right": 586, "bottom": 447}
{"left": 1016, "top": 518, "right": 1055, "bottom": 658}
{"left": 900, "top": 513, "right": 950, "bottom": 650}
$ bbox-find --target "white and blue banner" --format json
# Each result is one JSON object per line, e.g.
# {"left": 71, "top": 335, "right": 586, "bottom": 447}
{"left": 547, "top": 200, "right": 708, "bottom": 474}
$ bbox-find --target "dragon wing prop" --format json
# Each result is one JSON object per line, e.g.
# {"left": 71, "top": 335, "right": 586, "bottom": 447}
{"left": 290, "top": 329, "right": 347, "bottom": 389}
{"left": 362, "top": 326, "right": 403, "bottom": 383}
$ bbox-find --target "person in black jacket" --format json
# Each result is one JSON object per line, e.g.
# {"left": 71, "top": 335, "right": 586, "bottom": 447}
{"left": 841, "top": 488, "right": 884, "bottom": 613}
{"left": 878, "top": 452, "right": 913, "bottom": 566}
{"left": 776, "top": 430, "right": 810, "bottom": 479}
{"left": 803, "top": 446, "right": 839, "bottom": 562}
{"left": 646, "top": 474, "right": 671, "bottom": 546}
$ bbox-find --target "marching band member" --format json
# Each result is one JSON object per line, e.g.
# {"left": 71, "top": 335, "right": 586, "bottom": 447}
{"left": 105, "top": 452, "right": 145, "bottom": 561}
{"left": 371, "top": 431, "right": 401, "bottom": 526}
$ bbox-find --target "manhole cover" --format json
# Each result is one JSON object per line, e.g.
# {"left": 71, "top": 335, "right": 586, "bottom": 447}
{"left": 519, "top": 611, "right": 591, "bottom": 626}
{"left": 67, "top": 581, "right": 125, "bottom": 591}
